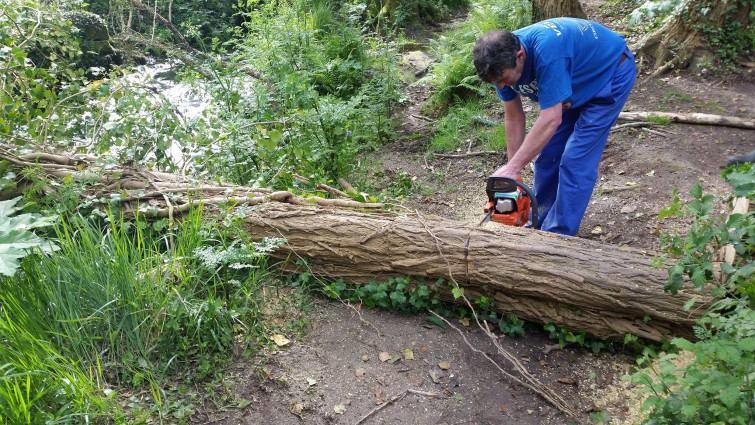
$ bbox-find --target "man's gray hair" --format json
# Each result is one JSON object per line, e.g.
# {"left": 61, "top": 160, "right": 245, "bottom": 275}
{"left": 473, "top": 30, "right": 520, "bottom": 83}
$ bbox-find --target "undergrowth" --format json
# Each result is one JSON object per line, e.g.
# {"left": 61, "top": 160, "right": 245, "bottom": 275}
{"left": 0, "top": 205, "right": 286, "bottom": 422}
{"left": 625, "top": 162, "right": 755, "bottom": 425}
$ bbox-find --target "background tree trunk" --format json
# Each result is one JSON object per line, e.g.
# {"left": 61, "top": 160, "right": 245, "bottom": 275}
{"left": 532, "top": 0, "right": 587, "bottom": 21}
{"left": 244, "top": 204, "right": 711, "bottom": 342}
{"left": 634, "top": 0, "right": 752, "bottom": 75}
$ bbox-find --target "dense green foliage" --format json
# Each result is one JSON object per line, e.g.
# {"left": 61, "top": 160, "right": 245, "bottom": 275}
{"left": 1, "top": 0, "right": 407, "bottom": 184}
{"left": 626, "top": 164, "right": 755, "bottom": 425}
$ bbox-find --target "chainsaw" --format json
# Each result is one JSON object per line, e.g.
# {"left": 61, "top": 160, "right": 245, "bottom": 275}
{"left": 481, "top": 176, "right": 538, "bottom": 228}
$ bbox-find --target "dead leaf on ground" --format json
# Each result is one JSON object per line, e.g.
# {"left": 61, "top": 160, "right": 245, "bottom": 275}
{"left": 333, "top": 404, "right": 347, "bottom": 414}
{"left": 429, "top": 370, "right": 442, "bottom": 384}
{"left": 410, "top": 375, "right": 424, "bottom": 388}
{"left": 557, "top": 377, "right": 578, "bottom": 386}
{"left": 290, "top": 403, "right": 304, "bottom": 414}
{"left": 403, "top": 349, "right": 414, "bottom": 360}
{"left": 387, "top": 355, "right": 401, "bottom": 364}
{"left": 620, "top": 205, "right": 637, "bottom": 214}
{"left": 355, "top": 368, "right": 366, "bottom": 377}
{"left": 378, "top": 352, "right": 391, "bottom": 362}
{"left": 361, "top": 354, "right": 369, "bottom": 362}
{"left": 499, "top": 405, "right": 508, "bottom": 413}
{"left": 438, "top": 361, "right": 451, "bottom": 370}
{"left": 459, "top": 317, "right": 470, "bottom": 327}
{"left": 374, "top": 388, "right": 388, "bottom": 405}
{"left": 591, "top": 226, "right": 603, "bottom": 235}
{"left": 272, "top": 334, "right": 290, "bottom": 347}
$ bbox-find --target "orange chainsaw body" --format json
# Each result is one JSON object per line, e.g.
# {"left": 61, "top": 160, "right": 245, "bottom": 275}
{"left": 484, "top": 177, "right": 534, "bottom": 227}
{"left": 484, "top": 192, "right": 531, "bottom": 226}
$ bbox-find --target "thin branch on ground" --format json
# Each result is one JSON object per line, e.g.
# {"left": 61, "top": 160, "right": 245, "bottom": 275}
{"left": 610, "top": 121, "right": 663, "bottom": 132}
{"left": 354, "top": 389, "right": 443, "bottom": 425}
{"left": 411, "top": 210, "right": 579, "bottom": 418}
{"left": 434, "top": 151, "right": 499, "bottom": 159}
{"left": 642, "top": 127, "right": 672, "bottom": 137}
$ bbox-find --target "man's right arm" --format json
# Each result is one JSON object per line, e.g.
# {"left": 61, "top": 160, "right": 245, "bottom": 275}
{"left": 503, "top": 95, "right": 526, "bottom": 161}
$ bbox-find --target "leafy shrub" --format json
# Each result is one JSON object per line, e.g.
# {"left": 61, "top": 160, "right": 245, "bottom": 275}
{"left": 625, "top": 164, "right": 755, "bottom": 424}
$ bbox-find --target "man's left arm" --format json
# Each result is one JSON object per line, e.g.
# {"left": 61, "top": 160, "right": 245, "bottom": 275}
{"left": 492, "top": 103, "right": 562, "bottom": 179}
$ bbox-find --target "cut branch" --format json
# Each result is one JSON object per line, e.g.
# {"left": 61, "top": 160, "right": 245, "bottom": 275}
{"left": 434, "top": 151, "right": 500, "bottom": 159}
{"left": 617, "top": 112, "right": 755, "bottom": 130}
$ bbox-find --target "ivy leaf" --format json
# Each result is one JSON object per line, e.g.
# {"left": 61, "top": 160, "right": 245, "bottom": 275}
{"left": 451, "top": 287, "right": 464, "bottom": 299}
{"left": 425, "top": 315, "right": 446, "bottom": 329}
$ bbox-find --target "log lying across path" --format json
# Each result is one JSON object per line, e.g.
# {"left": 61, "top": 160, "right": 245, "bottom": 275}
{"left": 0, "top": 146, "right": 711, "bottom": 342}
{"left": 244, "top": 204, "right": 710, "bottom": 342}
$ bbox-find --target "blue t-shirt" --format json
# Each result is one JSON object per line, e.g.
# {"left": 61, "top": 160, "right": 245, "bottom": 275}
{"left": 496, "top": 18, "right": 627, "bottom": 109}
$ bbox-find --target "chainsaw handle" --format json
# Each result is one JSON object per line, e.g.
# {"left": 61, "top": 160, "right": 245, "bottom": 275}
{"left": 513, "top": 180, "right": 538, "bottom": 229}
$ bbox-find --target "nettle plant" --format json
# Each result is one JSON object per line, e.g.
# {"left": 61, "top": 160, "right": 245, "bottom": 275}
{"left": 626, "top": 163, "right": 754, "bottom": 425}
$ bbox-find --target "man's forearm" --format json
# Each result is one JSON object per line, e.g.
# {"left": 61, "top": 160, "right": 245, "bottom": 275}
{"left": 504, "top": 118, "right": 525, "bottom": 160}
{"left": 503, "top": 97, "right": 526, "bottom": 160}
{"left": 507, "top": 108, "right": 561, "bottom": 173}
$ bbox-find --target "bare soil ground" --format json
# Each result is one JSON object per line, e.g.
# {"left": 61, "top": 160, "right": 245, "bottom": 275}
{"left": 204, "top": 4, "right": 754, "bottom": 425}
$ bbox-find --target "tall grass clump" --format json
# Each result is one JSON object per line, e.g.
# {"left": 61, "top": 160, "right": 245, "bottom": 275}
{"left": 0, "top": 307, "right": 117, "bottom": 424}
{"left": 421, "top": 0, "right": 531, "bottom": 112}
{"left": 0, "top": 205, "right": 281, "bottom": 419}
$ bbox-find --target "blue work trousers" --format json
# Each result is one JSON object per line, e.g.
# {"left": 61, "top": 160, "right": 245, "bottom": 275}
{"left": 533, "top": 49, "right": 637, "bottom": 236}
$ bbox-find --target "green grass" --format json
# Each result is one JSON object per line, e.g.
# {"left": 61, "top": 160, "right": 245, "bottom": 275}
{"left": 0, "top": 205, "right": 282, "bottom": 422}
{"left": 662, "top": 91, "right": 692, "bottom": 101}
{"left": 645, "top": 115, "right": 672, "bottom": 125}
{"left": 428, "top": 98, "right": 505, "bottom": 152}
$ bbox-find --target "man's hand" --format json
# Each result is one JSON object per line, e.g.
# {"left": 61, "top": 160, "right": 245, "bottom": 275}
{"left": 490, "top": 164, "right": 521, "bottom": 180}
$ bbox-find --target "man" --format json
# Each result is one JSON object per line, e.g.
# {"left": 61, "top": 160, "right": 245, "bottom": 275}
{"left": 473, "top": 18, "right": 636, "bottom": 236}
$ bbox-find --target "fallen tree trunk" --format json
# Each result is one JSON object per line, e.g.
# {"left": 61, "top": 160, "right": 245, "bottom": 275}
{"left": 617, "top": 111, "right": 755, "bottom": 130}
{"left": 244, "top": 204, "right": 711, "bottom": 342}
{"left": 0, "top": 147, "right": 711, "bottom": 342}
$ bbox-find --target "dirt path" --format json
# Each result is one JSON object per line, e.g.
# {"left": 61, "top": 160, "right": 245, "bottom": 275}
{"left": 208, "top": 4, "right": 754, "bottom": 425}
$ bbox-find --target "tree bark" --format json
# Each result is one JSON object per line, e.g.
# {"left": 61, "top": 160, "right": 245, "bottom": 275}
{"left": 532, "top": 0, "right": 587, "bottom": 22}
{"left": 617, "top": 112, "right": 755, "bottom": 130}
{"left": 243, "top": 203, "right": 711, "bottom": 342}
{"left": 633, "top": 0, "right": 752, "bottom": 74}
